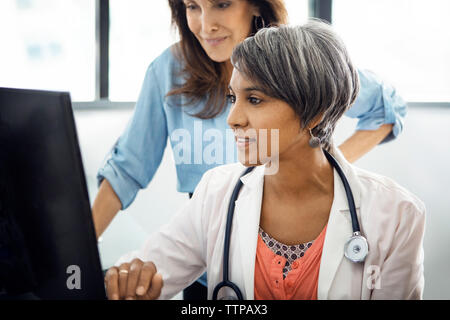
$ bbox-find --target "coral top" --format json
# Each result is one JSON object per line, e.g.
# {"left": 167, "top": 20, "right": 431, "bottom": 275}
{"left": 254, "top": 224, "right": 328, "bottom": 300}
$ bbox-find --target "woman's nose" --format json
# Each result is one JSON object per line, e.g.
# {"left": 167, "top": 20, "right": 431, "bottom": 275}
{"left": 227, "top": 103, "right": 248, "bottom": 129}
{"left": 201, "top": 11, "right": 219, "bottom": 34}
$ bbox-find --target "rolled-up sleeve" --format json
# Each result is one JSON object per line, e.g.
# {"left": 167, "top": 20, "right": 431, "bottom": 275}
{"left": 345, "top": 69, "right": 407, "bottom": 144}
{"left": 96, "top": 63, "right": 168, "bottom": 210}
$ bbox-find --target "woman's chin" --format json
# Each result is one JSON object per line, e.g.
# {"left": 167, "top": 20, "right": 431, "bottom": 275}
{"left": 204, "top": 49, "right": 231, "bottom": 63}
{"left": 238, "top": 156, "right": 262, "bottom": 167}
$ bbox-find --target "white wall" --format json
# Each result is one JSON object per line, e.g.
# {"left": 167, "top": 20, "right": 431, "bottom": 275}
{"left": 74, "top": 105, "right": 450, "bottom": 299}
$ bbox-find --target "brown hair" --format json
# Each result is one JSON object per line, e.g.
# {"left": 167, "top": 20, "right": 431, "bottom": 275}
{"left": 167, "top": 0, "right": 288, "bottom": 119}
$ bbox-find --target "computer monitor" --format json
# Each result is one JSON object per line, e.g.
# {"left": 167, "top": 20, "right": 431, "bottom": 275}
{"left": 0, "top": 87, "right": 106, "bottom": 300}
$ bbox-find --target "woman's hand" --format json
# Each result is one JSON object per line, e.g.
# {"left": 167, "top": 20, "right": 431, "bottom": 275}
{"left": 105, "top": 259, "right": 163, "bottom": 300}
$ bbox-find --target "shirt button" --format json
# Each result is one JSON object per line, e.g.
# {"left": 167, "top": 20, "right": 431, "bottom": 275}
{"left": 292, "top": 261, "right": 299, "bottom": 269}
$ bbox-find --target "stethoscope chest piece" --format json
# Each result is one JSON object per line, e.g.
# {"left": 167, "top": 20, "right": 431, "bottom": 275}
{"left": 344, "top": 232, "right": 369, "bottom": 263}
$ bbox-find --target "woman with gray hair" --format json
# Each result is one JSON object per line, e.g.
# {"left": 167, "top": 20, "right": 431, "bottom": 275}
{"left": 105, "top": 21, "right": 425, "bottom": 300}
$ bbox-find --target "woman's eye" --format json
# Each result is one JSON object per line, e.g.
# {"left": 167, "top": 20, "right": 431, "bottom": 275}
{"left": 185, "top": 3, "right": 197, "bottom": 10}
{"left": 217, "top": 2, "right": 231, "bottom": 9}
{"left": 248, "top": 97, "right": 262, "bottom": 105}
{"left": 226, "top": 94, "right": 236, "bottom": 104}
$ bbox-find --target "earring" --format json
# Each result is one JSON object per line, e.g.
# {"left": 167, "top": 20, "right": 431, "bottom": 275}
{"left": 309, "top": 128, "right": 321, "bottom": 148}
{"left": 254, "top": 15, "right": 266, "bottom": 31}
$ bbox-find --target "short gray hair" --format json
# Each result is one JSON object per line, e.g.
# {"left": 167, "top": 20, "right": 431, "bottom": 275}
{"left": 231, "top": 19, "right": 360, "bottom": 151}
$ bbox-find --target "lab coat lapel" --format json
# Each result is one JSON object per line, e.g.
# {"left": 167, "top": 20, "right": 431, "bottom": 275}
{"left": 234, "top": 165, "right": 265, "bottom": 300}
{"left": 318, "top": 147, "right": 362, "bottom": 299}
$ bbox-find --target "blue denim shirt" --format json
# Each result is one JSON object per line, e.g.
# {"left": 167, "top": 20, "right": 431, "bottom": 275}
{"left": 97, "top": 45, "right": 407, "bottom": 210}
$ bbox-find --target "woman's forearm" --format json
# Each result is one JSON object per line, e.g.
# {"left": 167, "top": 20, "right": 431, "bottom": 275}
{"left": 92, "top": 179, "right": 122, "bottom": 239}
{"left": 338, "top": 124, "right": 394, "bottom": 163}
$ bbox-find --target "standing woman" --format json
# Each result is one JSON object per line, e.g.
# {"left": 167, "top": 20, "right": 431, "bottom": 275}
{"left": 92, "top": 0, "right": 406, "bottom": 298}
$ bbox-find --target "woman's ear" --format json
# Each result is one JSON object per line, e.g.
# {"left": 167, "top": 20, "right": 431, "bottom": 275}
{"left": 309, "top": 113, "right": 325, "bottom": 130}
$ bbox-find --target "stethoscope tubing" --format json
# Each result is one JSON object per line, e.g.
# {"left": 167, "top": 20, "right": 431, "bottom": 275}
{"left": 323, "top": 150, "right": 361, "bottom": 233}
{"left": 212, "top": 166, "right": 255, "bottom": 300}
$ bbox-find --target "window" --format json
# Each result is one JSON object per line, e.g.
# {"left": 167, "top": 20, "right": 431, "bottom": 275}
{"left": 8, "top": 1, "right": 444, "bottom": 104}
{"left": 108, "top": 0, "right": 176, "bottom": 101}
{"left": 285, "top": 0, "right": 309, "bottom": 25}
{"left": 0, "top": 0, "right": 312, "bottom": 103}
{"left": 108, "top": 0, "right": 309, "bottom": 102}
{"left": 0, "top": 0, "right": 96, "bottom": 101}
{"left": 333, "top": 0, "right": 450, "bottom": 102}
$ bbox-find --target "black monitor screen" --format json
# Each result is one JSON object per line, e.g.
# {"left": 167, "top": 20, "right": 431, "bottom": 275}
{"left": 0, "top": 88, "right": 106, "bottom": 300}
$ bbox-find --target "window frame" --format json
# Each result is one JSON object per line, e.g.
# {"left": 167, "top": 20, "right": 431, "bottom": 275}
{"left": 96, "top": 0, "right": 109, "bottom": 101}
{"left": 72, "top": 0, "right": 449, "bottom": 110}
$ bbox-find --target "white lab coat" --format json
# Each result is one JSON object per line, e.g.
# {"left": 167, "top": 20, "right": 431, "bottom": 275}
{"left": 116, "top": 146, "right": 426, "bottom": 300}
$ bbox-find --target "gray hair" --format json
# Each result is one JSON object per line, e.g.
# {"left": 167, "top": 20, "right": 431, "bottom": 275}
{"left": 231, "top": 19, "right": 360, "bottom": 151}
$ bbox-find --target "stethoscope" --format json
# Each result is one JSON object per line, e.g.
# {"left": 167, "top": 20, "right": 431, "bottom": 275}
{"left": 212, "top": 149, "right": 369, "bottom": 300}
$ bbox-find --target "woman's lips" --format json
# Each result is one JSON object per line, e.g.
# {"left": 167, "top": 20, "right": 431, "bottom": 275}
{"left": 205, "top": 37, "right": 227, "bottom": 46}
{"left": 235, "top": 136, "right": 257, "bottom": 149}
